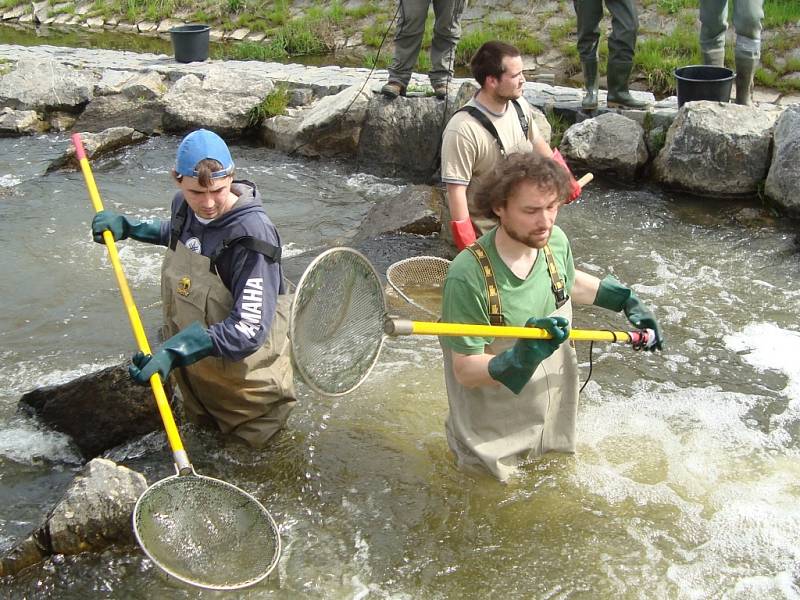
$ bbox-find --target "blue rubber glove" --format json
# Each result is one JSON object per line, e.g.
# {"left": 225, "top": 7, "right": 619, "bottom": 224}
{"left": 488, "top": 316, "right": 570, "bottom": 394}
{"left": 129, "top": 322, "right": 215, "bottom": 384}
{"left": 594, "top": 275, "right": 663, "bottom": 351}
{"left": 92, "top": 210, "right": 162, "bottom": 244}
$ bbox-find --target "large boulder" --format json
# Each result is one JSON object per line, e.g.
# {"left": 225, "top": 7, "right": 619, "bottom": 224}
{"left": 356, "top": 94, "right": 448, "bottom": 183}
{"left": 46, "top": 126, "right": 147, "bottom": 172}
{"left": 0, "top": 106, "right": 47, "bottom": 136}
{"left": 765, "top": 105, "right": 800, "bottom": 215}
{"left": 18, "top": 363, "right": 166, "bottom": 458}
{"left": 0, "top": 458, "right": 147, "bottom": 577}
{"left": 163, "top": 66, "right": 274, "bottom": 136}
{"left": 560, "top": 112, "right": 647, "bottom": 181}
{"left": 0, "top": 58, "right": 97, "bottom": 112}
{"left": 74, "top": 94, "right": 165, "bottom": 135}
{"left": 260, "top": 83, "right": 370, "bottom": 158}
{"left": 354, "top": 184, "right": 442, "bottom": 241}
{"left": 652, "top": 101, "right": 779, "bottom": 198}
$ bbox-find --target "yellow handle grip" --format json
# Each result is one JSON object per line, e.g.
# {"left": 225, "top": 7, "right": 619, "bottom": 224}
{"left": 72, "top": 133, "right": 190, "bottom": 472}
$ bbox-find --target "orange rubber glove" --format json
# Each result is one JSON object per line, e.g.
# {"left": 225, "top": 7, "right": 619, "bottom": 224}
{"left": 551, "top": 148, "right": 582, "bottom": 203}
{"left": 450, "top": 219, "right": 477, "bottom": 251}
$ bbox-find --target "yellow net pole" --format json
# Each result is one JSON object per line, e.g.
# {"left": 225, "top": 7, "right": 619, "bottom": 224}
{"left": 71, "top": 133, "right": 190, "bottom": 473}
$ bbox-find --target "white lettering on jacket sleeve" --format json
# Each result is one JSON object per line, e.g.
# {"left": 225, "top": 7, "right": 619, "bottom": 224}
{"left": 235, "top": 278, "right": 263, "bottom": 338}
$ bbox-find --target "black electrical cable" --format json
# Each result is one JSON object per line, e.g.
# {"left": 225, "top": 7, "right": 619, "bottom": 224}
{"left": 579, "top": 340, "right": 595, "bottom": 394}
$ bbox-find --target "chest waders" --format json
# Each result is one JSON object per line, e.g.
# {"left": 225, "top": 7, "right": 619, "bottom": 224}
{"left": 162, "top": 241, "right": 296, "bottom": 448}
{"left": 441, "top": 243, "right": 580, "bottom": 481}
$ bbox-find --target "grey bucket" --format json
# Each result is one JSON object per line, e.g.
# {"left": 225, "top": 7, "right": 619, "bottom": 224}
{"left": 170, "top": 25, "right": 210, "bottom": 63}
{"left": 674, "top": 65, "right": 735, "bottom": 107}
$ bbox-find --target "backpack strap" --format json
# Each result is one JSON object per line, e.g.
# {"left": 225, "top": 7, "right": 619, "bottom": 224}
{"left": 465, "top": 241, "right": 504, "bottom": 326}
{"left": 457, "top": 106, "right": 506, "bottom": 156}
{"left": 542, "top": 244, "right": 568, "bottom": 308}
{"left": 456, "top": 99, "right": 530, "bottom": 157}
{"left": 511, "top": 98, "right": 529, "bottom": 140}
{"left": 208, "top": 236, "right": 282, "bottom": 274}
{"left": 169, "top": 200, "right": 189, "bottom": 250}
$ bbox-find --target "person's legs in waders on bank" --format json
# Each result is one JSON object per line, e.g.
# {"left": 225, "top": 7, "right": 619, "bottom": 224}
{"left": 381, "top": 0, "right": 466, "bottom": 100}
{"left": 574, "top": 0, "right": 648, "bottom": 110}
{"left": 699, "top": 0, "right": 764, "bottom": 105}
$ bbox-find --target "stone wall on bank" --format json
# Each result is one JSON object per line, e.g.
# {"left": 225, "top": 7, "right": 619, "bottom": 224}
{"left": 0, "top": 44, "right": 797, "bottom": 215}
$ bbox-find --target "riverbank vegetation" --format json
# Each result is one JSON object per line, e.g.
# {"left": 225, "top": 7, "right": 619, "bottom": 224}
{"left": 1, "top": 0, "right": 798, "bottom": 96}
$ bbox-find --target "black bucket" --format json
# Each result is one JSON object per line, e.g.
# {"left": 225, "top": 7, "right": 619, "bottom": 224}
{"left": 169, "top": 25, "right": 210, "bottom": 63}
{"left": 674, "top": 65, "right": 735, "bottom": 107}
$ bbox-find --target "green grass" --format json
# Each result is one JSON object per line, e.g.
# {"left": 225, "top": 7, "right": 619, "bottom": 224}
{"left": 363, "top": 51, "right": 390, "bottom": 69}
{"left": 545, "top": 108, "right": 569, "bottom": 149}
{"left": 247, "top": 85, "right": 290, "bottom": 127}
{"left": 634, "top": 25, "right": 700, "bottom": 95}
{"left": 455, "top": 18, "right": 544, "bottom": 66}
{"left": 655, "top": 0, "right": 694, "bottom": 15}
{"left": 764, "top": 0, "right": 800, "bottom": 28}
{"left": 362, "top": 15, "right": 390, "bottom": 48}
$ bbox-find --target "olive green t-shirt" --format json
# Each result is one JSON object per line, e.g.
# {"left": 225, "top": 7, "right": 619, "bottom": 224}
{"left": 441, "top": 225, "right": 575, "bottom": 355}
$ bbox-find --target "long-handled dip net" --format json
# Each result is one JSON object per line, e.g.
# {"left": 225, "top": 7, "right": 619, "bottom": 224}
{"left": 73, "top": 134, "right": 280, "bottom": 590}
{"left": 290, "top": 247, "right": 656, "bottom": 396}
{"left": 385, "top": 255, "right": 450, "bottom": 319}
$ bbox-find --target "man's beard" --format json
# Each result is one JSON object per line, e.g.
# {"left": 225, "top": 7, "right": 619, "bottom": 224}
{"left": 501, "top": 221, "right": 550, "bottom": 249}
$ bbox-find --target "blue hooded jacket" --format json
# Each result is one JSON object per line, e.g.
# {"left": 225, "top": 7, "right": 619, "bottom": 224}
{"left": 156, "top": 180, "right": 284, "bottom": 361}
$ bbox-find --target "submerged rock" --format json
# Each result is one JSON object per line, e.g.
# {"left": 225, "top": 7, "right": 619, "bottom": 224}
{"left": 0, "top": 458, "right": 147, "bottom": 577}
{"left": 45, "top": 126, "right": 147, "bottom": 172}
{"left": 19, "top": 363, "right": 167, "bottom": 459}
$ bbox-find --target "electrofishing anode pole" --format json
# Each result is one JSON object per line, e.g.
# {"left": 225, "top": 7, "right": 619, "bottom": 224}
{"left": 385, "top": 318, "right": 656, "bottom": 349}
{"left": 71, "top": 133, "right": 191, "bottom": 474}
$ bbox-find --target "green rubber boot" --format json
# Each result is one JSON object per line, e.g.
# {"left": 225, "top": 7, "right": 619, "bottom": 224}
{"left": 606, "top": 61, "right": 649, "bottom": 109}
{"left": 581, "top": 60, "right": 599, "bottom": 110}
{"left": 735, "top": 56, "right": 758, "bottom": 106}
{"left": 701, "top": 49, "right": 725, "bottom": 67}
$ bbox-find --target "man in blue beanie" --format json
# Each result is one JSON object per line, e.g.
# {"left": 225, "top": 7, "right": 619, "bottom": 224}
{"left": 91, "top": 129, "right": 295, "bottom": 447}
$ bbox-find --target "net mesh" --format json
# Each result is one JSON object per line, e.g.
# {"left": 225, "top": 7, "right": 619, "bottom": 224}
{"left": 290, "top": 248, "right": 386, "bottom": 396}
{"left": 133, "top": 474, "right": 280, "bottom": 590}
{"left": 385, "top": 256, "right": 450, "bottom": 319}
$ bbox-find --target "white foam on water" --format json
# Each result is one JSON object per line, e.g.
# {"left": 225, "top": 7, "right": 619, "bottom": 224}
{"left": 0, "top": 422, "right": 81, "bottom": 464}
{"left": 575, "top": 381, "right": 800, "bottom": 598}
{"left": 345, "top": 172, "right": 405, "bottom": 199}
{"left": 0, "top": 174, "right": 21, "bottom": 188}
{"left": 724, "top": 322, "right": 800, "bottom": 414}
{"left": 282, "top": 242, "right": 307, "bottom": 259}
{"left": 2, "top": 358, "right": 118, "bottom": 399}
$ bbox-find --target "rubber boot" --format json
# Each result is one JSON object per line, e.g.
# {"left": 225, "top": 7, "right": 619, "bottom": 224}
{"left": 606, "top": 61, "right": 648, "bottom": 109}
{"left": 701, "top": 49, "right": 725, "bottom": 67}
{"left": 581, "top": 60, "right": 599, "bottom": 110}
{"left": 734, "top": 56, "right": 758, "bottom": 106}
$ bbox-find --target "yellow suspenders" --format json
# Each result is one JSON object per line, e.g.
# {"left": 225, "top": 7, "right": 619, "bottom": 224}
{"left": 466, "top": 241, "right": 568, "bottom": 326}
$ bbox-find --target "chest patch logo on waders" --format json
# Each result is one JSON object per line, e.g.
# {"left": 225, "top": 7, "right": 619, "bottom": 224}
{"left": 177, "top": 277, "right": 191, "bottom": 297}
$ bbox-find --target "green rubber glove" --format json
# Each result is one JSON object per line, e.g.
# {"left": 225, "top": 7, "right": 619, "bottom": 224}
{"left": 92, "top": 210, "right": 163, "bottom": 244}
{"left": 488, "top": 316, "right": 570, "bottom": 394}
{"left": 594, "top": 275, "right": 663, "bottom": 351}
{"left": 128, "top": 322, "right": 215, "bottom": 384}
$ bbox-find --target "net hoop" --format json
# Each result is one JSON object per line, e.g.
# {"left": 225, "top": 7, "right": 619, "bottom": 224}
{"left": 289, "top": 247, "right": 387, "bottom": 397}
{"left": 132, "top": 470, "right": 281, "bottom": 590}
{"left": 385, "top": 255, "right": 450, "bottom": 319}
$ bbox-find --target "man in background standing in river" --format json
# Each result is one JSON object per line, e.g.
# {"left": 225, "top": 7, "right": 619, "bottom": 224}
{"left": 440, "top": 40, "right": 582, "bottom": 251}
{"left": 91, "top": 129, "right": 295, "bottom": 448}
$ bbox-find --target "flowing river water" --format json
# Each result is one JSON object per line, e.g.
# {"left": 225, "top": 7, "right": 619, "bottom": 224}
{"left": 1, "top": 133, "right": 799, "bottom": 599}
